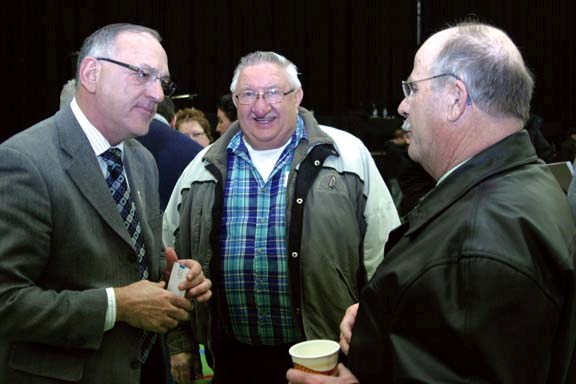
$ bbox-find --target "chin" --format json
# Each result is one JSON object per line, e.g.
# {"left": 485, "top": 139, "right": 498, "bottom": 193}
{"left": 407, "top": 147, "right": 420, "bottom": 163}
{"left": 131, "top": 125, "right": 150, "bottom": 138}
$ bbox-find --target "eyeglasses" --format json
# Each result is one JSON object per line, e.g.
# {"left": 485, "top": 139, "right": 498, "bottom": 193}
{"left": 234, "top": 89, "right": 295, "bottom": 105}
{"left": 401, "top": 73, "right": 462, "bottom": 98}
{"left": 97, "top": 57, "right": 176, "bottom": 97}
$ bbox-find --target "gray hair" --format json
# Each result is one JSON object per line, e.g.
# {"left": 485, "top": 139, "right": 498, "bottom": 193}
{"left": 429, "top": 22, "right": 534, "bottom": 122}
{"left": 229, "top": 51, "right": 301, "bottom": 93}
{"left": 59, "top": 78, "right": 77, "bottom": 110}
{"left": 76, "top": 23, "right": 161, "bottom": 80}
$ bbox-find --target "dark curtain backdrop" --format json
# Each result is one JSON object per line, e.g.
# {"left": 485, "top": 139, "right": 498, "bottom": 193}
{"left": 4, "top": 0, "right": 574, "bottom": 145}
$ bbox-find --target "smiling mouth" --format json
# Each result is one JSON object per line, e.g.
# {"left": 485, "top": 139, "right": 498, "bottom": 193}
{"left": 254, "top": 116, "right": 276, "bottom": 124}
{"left": 135, "top": 105, "right": 155, "bottom": 117}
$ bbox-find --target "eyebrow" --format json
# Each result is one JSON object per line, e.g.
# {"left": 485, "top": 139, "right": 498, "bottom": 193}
{"left": 140, "top": 63, "right": 170, "bottom": 78}
{"left": 238, "top": 85, "right": 283, "bottom": 91}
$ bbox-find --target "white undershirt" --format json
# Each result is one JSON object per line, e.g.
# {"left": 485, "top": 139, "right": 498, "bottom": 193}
{"left": 243, "top": 137, "right": 290, "bottom": 182}
{"left": 436, "top": 158, "right": 471, "bottom": 185}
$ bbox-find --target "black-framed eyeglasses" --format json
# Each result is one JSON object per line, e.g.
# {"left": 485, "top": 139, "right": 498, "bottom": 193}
{"left": 97, "top": 57, "right": 176, "bottom": 97}
{"left": 401, "top": 73, "right": 463, "bottom": 98}
{"left": 234, "top": 89, "right": 295, "bottom": 105}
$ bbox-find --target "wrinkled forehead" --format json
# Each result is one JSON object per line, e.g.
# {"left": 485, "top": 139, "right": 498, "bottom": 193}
{"left": 237, "top": 63, "right": 290, "bottom": 89}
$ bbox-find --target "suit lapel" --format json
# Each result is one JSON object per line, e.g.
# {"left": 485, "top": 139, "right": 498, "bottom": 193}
{"left": 123, "top": 140, "right": 159, "bottom": 279}
{"left": 56, "top": 108, "right": 135, "bottom": 249}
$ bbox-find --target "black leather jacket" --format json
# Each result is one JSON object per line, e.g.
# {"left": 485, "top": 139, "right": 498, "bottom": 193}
{"left": 348, "top": 130, "right": 576, "bottom": 383}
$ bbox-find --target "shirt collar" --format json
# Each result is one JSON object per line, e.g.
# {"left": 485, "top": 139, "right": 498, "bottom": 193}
{"left": 71, "top": 97, "right": 124, "bottom": 157}
{"left": 436, "top": 158, "right": 471, "bottom": 185}
{"left": 227, "top": 114, "right": 307, "bottom": 155}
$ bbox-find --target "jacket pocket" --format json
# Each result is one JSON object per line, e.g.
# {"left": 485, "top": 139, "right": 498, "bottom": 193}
{"left": 9, "top": 342, "right": 88, "bottom": 382}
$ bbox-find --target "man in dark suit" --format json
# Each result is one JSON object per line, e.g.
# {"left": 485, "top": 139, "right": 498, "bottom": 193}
{"left": 0, "top": 23, "right": 212, "bottom": 384}
{"left": 137, "top": 101, "right": 203, "bottom": 211}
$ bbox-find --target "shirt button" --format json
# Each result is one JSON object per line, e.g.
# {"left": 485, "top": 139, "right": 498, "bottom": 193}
{"left": 296, "top": 198, "right": 303, "bottom": 204}
{"left": 291, "top": 252, "right": 298, "bottom": 258}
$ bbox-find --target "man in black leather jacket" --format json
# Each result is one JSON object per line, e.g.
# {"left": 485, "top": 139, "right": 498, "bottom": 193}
{"left": 287, "top": 21, "right": 576, "bottom": 384}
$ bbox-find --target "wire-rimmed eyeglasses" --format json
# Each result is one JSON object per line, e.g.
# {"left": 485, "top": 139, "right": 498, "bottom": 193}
{"left": 401, "top": 73, "right": 464, "bottom": 98}
{"left": 97, "top": 57, "right": 176, "bottom": 97}
{"left": 234, "top": 89, "right": 295, "bottom": 105}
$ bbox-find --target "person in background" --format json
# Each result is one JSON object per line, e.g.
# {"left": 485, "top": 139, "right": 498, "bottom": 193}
{"left": 288, "top": 21, "right": 576, "bottom": 384}
{"left": 136, "top": 98, "right": 203, "bottom": 210}
{"left": 59, "top": 78, "right": 77, "bottom": 110}
{"left": 395, "top": 120, "right": 436, "bottom": 219}
{"left": 560, "top": 126, "right": 576, "bottom": 163}
{"left": 524, "top": 113, "right": 557, "bottom": 163}
{"left": 0, "top": 23, "right": 212, "bottom": 384}
{"left": 215, "top": 93, "right": 237, "bottom": 136}
{"left": 163, "top": 51, "right": 400, "bottom": 383}
{"left": 155, "top": 95, "right": 177, "bottom": 127}
{"left": 174, "top": 107, "right": 213, "bottom": 147}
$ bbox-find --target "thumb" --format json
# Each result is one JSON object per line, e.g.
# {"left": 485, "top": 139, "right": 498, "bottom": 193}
{"left": 165, "top": 246, "right": 179, "bottom": 264}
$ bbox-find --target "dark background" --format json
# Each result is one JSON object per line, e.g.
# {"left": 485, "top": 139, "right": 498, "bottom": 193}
{"left": 4, "top": 0, "right": 575, "bottom": 147}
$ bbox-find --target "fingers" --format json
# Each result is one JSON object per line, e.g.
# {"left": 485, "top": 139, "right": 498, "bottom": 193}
{"left": 286, "top": 368, "right": 334, "bottom": 383}
{"left": 171, "top": 352, "right": 194, "bottom": 384}
{"left": 339, "top": 303, "right": 359, "bottom": 356}
{"left": 186, "top": 278, "right": 212, "bottom": 302}
{"left": 177, "top": 259, "right": 204, "bottom": 284}
{"left": 175, "top": 260, "right": 213, "bottom": 301}
{"left": 286, "top": 368, "right": 309, "bottom": 383}
{"left": 163, "top": 247, "right": 179, "bottom": 281}
{"left": 164, "top": 246, "right": 178, "bottom": 264}
{"left": 169, "top": 296, "right": 194, "bottom": 317}
{"left": 115, "top": 280, "right": 191, "bottom": 332}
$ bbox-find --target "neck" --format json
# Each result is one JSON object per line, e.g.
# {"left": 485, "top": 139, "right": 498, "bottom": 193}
{"left": 431, "top": 114, "right": 523, "bottom": 180}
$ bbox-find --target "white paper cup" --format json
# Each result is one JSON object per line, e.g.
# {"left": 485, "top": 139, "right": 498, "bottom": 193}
{"left": 289, "top": 339, "right": 340, "bottom": 376}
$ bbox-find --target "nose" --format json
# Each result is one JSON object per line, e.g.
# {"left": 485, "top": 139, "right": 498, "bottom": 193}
{"left": 251, "top": 93, "right": 272, "bottom": 115}
{"left": 397, "top": 98, "right": 409, "bottom": 118}
{"left": 146, "top": 78, "right": 165, "bottom": 102}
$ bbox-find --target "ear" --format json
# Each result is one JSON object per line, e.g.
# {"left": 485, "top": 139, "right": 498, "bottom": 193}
{"left": 447, "top": 79, "right": 469, "bottom": 122}
{"left": 78, "top": 57, "right": 100, "bottom": 93}
{"left": 294, "top": 87, "right": 304, "bottom": 107}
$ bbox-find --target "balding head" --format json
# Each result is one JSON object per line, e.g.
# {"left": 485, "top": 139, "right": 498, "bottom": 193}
{"left": 397, "top": 22, "right": 534, "bottom": 180}
{"left": 428, "top": 22, "right": 533, "bottom": 122}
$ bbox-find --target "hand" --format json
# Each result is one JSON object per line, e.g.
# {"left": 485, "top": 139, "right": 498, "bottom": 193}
{"left": 162, "top": 246, "right": 179, "bottom": 282}
{"left": 114, "top": 280, "right": 193, "bottom": 333}
{"left": 171, "top": 352, "right": 202, "bottom": 384}
{"left": 286, "top": 364, "right": 359, "bottom": 384}
{"left": 339, "top": 303, "right": 359, "bottom": 355}
{"left": 176, "top": 259, "right": 212, "bottom": 303}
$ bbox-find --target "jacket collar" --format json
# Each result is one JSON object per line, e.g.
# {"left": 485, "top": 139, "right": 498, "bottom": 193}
{"left": 405, "top": 129, "right": 540, "bottom": 236}
{"left": 56, "top": 106, "right": 147, "bottom": 252}
{"left": 202, "top": 107, "right": 335, "bottom": 174}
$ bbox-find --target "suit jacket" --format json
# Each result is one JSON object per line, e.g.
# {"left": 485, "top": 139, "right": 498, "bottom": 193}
{"left": 136, "top": 118, "right": 202, "bottom": 210}
{"left": 0, "top": 106, "right": 164, "bottom": 383}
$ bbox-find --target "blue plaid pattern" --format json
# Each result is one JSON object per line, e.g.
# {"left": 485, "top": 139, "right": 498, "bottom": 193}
{"left": 101, "top": 148, "right": 148, "bottom": 279}
{"left": 219, "top": 117, "right": 307, "bottom": 345}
